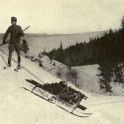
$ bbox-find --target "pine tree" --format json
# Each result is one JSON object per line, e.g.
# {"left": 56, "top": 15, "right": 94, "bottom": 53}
{"left": 60, "top": 41, "right": 63, "bottom": 50}
{"left": 21, "top": 39, "right": 29, "bottom": 53}
{"left": 98, "top": 62, "right": 113, "bottom": 92}
{"left": 113, "top": 63, "right": 124, "bottom": 84}
{"left": 121, "top": 15, "right": 124, "bottom": 31}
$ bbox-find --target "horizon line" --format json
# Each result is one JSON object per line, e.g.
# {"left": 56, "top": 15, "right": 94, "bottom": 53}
{"left": 0, "top": 29, "right": 117, "bottom": 35}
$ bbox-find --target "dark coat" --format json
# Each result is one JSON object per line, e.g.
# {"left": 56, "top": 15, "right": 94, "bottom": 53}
{"left": 3, "top": 25, "right": 24, "bottom": 45}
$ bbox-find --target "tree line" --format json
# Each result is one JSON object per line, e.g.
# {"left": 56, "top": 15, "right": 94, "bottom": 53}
{"left": 46, "top": 16, "right": 124, "bottom": 66}
{"left": 46, "top": 15, "right": 124, "bottom": 92}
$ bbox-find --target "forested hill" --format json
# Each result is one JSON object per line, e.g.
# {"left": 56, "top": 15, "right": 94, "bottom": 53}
{"left": 46, "top": 16, "right": 124, "bottom": 93}
{"left": 46, "top": 27, "right": 124, "bottom": 67}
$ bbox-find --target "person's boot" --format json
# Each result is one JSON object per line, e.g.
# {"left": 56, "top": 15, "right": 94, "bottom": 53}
{"left": 14, "top": 57, "right": 21, "bottom": 71}
{"left": 3, "top": 57, "right": 11, "bottom": 69}
{"left": 16, "top": 64, "right": 21, "bottom": 70}
{"left": 14, "top": 64, "right": 21, "bottom": 71}
{"left": 7, "top": 64, "right": 11, "bottom": 67}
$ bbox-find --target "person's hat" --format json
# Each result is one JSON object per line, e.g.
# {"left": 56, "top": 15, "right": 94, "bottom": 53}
{"left": 11, "top": 17, "right": 17, "bottom": 22}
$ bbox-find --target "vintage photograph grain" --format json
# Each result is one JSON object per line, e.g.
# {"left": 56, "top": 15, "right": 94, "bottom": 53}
{"left": 0, "top": 0, "right": 124, "bottom": 124}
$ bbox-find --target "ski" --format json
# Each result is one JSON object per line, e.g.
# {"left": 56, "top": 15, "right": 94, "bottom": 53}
{"left": 3, "top": 65, "right": 22, "bottom": 72}
{"left": 3, "top": 66, "right": 11, "bottom": 70}
{"left": 14, "top": 68, "right": 19, "bottom": 72}
{"left": 1, "top": 66, "right": 13, "bottom": 74}
{"left": 1, "top": 66, "right": 9, "bottom": 73}
{"left": 14, "top": 66, "right": 22, "bottom": 72}
{"left": 3, "top": 66, "right": 7, "bottom": 69}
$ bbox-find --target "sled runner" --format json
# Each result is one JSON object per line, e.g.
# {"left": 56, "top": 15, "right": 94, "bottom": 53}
{"left": 24, "top": 79, "right": 91, "bottom": 118}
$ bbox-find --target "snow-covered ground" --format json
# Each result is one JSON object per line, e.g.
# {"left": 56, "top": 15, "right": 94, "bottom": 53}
{"left": 25, "top": 53, "right": 124, "bottom": 95}
{"left": 73, "top": 65, "right": 100, "bottom": 92}
{"left": 25, "top": 54, "right": 99, "bottom": 92}
{"left": 0, "top": 45, "right": 124, "bottom": 124}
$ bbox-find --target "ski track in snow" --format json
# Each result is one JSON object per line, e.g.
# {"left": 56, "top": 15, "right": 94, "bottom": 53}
{"left": 0, "top": 45, "right": 124, "bottom": 124}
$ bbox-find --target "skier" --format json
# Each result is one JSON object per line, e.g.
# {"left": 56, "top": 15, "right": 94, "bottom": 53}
{"left": 3, "top": 17, "right": 24, "bottom": 69}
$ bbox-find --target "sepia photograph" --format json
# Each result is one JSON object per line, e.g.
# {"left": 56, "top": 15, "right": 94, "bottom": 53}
{"left": 0, "top": 0, "right": 124, "bottom": 124}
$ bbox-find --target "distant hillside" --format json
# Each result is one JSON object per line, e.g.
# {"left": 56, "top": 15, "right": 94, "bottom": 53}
{"left": 0, "top": 30, "right": 107, "bottom": 54}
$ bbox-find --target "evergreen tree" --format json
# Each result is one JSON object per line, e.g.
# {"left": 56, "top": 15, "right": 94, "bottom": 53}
{"left": 113, "top": 63, "right": 124, "bottom": 84}
{"left": 121, "top": 15, "right": 124, "bottom": 31}
{"left": 98, "top": 61, "right": 113, "bottom": 92}
{"left": 21, "top": 39, "right": 29, "bottom": 53}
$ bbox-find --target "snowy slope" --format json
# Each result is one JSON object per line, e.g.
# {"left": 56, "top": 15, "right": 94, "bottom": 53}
{"left": 26, "top": 54, "right": 99, "bottom": 92}
{"left": 0, "top": 45, "right": 124, "bottom": 124}
{"left": 25, "top": 54, "right": 124, "bottom": 95}
{"left": 73, "top": 65, "right": 100, "bottom": 92}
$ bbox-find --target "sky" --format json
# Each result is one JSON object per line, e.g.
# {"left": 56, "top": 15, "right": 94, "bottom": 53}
{"left": 0, "top": 0, "right": 124, "bottom": 34}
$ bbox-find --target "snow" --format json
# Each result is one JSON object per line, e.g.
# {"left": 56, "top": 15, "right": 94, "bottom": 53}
{"left": 24, "top": 53, "right": 124, "bottom": 95}
{"left": 0, "top": 45, "right": 124, "bottom": 124}
{"left": 29, "top": 55, "right": 100, "bottom": 93}
{"left": 72, "top": 65, "right": 100, "bottom": 92}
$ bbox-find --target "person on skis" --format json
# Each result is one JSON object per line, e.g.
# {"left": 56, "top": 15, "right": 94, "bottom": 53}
{"left": 3, "top": 17, "right": 24, "bottom": 69}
